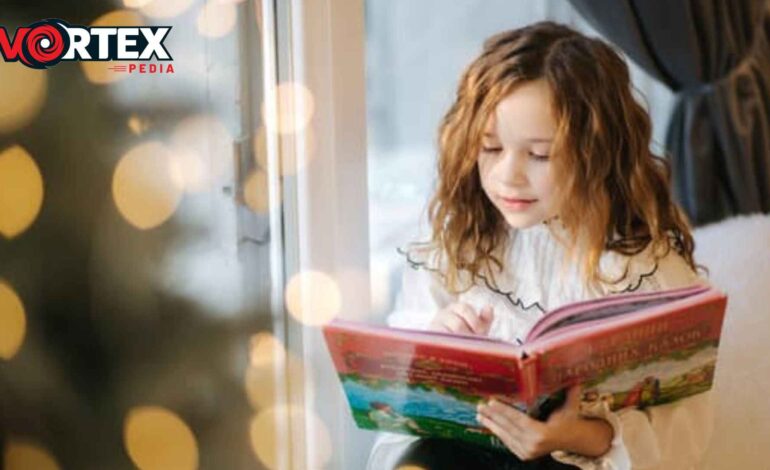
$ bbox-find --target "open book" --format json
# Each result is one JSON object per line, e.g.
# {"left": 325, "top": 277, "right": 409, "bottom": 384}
{"left": 322, "top": 284, "right": 727, "bottom": 448}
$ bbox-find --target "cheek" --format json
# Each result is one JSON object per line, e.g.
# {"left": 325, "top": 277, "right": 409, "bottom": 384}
{"left": 476, "top": 158, "right": 493, "bottom": 189}
{"left": 530, "top": 166, "right": 555, "bottom": 195}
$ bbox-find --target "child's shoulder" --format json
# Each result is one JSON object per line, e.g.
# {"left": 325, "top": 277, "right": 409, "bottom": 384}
{"left": 599, "top": 239, "right": 701, "bottom": 295}
{"left": 397, "top": 241, "right": 445, "bottom": 274}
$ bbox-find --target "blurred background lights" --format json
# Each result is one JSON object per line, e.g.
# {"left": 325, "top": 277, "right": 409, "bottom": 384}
{"left": 197, "top": 0, "right": 238, "bottom": 38}
{"left": 123, "top": 406, "right": 198, "bottom": 470}
{"left": 244, "top": 333, "right": 312, "bottom": 411}
{"left": 249, "top": 405, "right": 331, "bottom": 470}
{"left": 248, "top": 332, "right": 285, "bottom": 368}
{"left": 123, "top": 0, "right": 154, "bottom": 7}
{"left": 0, "top": 62, "right": 47, "bottom": 134}
{"left": 243, "top": 169, "right": 269, "bottom": 214}
{"left": 128, "top": 114, "right": 151, "bottom": 136}
{"left": 82, "top": 10, "right": 145, "bottom": 85}
{"left": 170, "top": 114, "right": 233, "bottom": 193}
{"left": 0, "top": 145, "right": 44, "bottom": 239}
{"left": 3, "top": 440, "right": 60, "bottom": 470}
{"left": 284, "top": 271, "right": 341, "bottom": 326}
{"left": 112, "top": 141, "right": 183, "bottom": 230}
{"left": 0, "top": 281, "right": 26, "bottom": 360}
{"left": 262, "top": 82, "right": 316, "bottom": 135}
{"left": 138, "top": 0, "right": 195, "bottom": 19}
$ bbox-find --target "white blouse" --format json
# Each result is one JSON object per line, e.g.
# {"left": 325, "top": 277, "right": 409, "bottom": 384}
{"left": 366, "top": 221, "right": 714, "bottom": 470}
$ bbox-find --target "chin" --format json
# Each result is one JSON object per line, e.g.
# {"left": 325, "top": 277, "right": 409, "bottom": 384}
{"left": 502, "top": 215, "right": 546, "bottom": 230}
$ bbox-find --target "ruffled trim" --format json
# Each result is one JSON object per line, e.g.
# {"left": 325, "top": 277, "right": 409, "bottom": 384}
{"left": 397, "top": 223, "right": 666, "bottom": 316}
{"left": 598, "top": 242, "right": 662, "bottom": 295}
{"left": 396, "top": 244, "right": 546, "bottom": 314}
{"left": 551, "top": 399, "right": 631, "bottom": 469}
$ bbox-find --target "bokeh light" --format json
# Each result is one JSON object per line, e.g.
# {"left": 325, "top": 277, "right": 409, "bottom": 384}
{"left": 123, "top": 406, "right": 198, "bottom": 470}
{"left": 244, "top": 333, "right": 312, "bottom": 411}
{"left": 0, "top": 281, "right": 26, "bottom": 360}
{"left": 128, "top": 114, "right": 151, "bottom": 136}
{"left": 0, "top": 62, "right": 47, "bottom": 134}
{"left": 243, "top": 169, "right": 269, "bottom": 214}
{"left": 112, "top": 141, "right": 183, "bottom": 230}
{"left": 169, "top": 114, "right": 233, "bottom": 193}
{"left": 139, "top": 0, "right": 195, "bottom": 19}
{"left": 284, "top": 271, "right": 341, "bottom": 326}
{"left": 262, "top": 82, "right": 316, "bottom": 135}
{"left": 249, "top": 405, "right": 331, "bottom": 470}
{"left": 123, "top": 0, "right": 153, "bottom": 7}
{"left": 3, "top": 440, "right": 60, "bottom": 470}
{"left": 81, "top": 10, "right": 145, "bottom": 85}
{"left": 197, "top": 0, "right": 238, "bottom": 38}
{"left": 248, "top": 332, "right": 285, "bottom": 368}
{"left": 0, "top": 145, "right": 44, "bottom": 239}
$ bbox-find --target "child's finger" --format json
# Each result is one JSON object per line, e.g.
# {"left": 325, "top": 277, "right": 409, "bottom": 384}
{"left": 478, "top": 306, "right": 495, "bottom": 335}
{"left": 564, "top": 385, "right": 582, "bottom": 409}
{"left": 451, "top": 304, "right": 484, "bottom": 333}
{"left": 444, "top": 311, "right": 474, "bottom": 334}
{"left": 476, "top": 412, "right": 525, "bottom": 459}
{"left": 480, "top": 305, "right": 494, "bottom": 322}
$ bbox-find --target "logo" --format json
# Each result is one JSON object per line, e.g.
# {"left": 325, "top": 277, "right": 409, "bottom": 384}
{"left": 0, "top": 19, "right": 173, "bottom": 73}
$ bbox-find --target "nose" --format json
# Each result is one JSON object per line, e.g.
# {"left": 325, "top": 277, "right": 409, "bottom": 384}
{"left": 497, "top": 151, "right": 528, "bottom": 186}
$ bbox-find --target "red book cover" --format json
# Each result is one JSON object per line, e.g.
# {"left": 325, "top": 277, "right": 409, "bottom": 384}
{"left": 323, "top": 284, "right": 727, "bottom": 447}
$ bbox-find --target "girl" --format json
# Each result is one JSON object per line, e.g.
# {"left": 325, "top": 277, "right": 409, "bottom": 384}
{"left": 365, "top": 21, "right": 714, "bottom": 470}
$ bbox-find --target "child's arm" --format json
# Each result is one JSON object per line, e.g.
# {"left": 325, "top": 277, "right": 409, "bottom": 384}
{"left": 550, "top": 389, "right": 714, "bottom": 469}
{"left": 476, "top": 386, "right": 615, "bottom": 461}
{"left": 476, "top": 379, "right": 714, "bottom": 469}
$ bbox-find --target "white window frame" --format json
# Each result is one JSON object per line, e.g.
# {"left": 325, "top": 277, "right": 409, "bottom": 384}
{"left": 261, "top": 0, "right": 370, "bottom": 468}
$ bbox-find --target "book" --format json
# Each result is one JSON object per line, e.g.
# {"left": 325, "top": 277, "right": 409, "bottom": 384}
{"left": 322, "top": 284, "right": 727, "bottom": 449}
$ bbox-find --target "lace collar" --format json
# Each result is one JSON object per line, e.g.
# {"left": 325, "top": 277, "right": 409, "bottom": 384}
{"left": 398, "top": 221, "right": 660, "bottom": 312}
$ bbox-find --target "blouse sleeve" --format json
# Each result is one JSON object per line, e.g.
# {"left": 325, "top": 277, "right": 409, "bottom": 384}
{"left": 551, "top": 247, "right": 714, "bottom": 470}
{"left": 385, "top": 247, "right": 457, "bottom": 330}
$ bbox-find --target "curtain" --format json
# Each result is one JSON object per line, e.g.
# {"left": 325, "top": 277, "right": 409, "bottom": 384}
{"left": 567, "top": 0, "right": 770, "bottom": 225}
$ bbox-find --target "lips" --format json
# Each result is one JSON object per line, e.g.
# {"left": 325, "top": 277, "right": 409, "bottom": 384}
{"left": 499, "top": 196, "right": 537, "bottom": 203}
{"left": 497, "top": 195, "right": 537, "bottom": 210}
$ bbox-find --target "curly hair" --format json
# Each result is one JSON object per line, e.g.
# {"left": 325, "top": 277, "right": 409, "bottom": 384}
{"left": 422, "top": 21, "right": 697, "bottom": 293}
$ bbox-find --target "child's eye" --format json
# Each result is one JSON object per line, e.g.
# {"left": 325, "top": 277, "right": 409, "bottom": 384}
{"left": 481, "top": 146, "right": 502, "bottom": 154}
{"left": 529, "top": 152, "right": 550, "bottom": 161}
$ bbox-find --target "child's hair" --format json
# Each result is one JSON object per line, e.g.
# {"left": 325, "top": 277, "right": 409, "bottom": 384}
{"left": 425, "top": 21, "right": 696, "bottom": 293}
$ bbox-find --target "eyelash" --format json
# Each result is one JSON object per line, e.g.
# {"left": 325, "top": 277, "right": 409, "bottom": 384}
{"left": 481, "top": 147, "right": 550, "bottom": 161}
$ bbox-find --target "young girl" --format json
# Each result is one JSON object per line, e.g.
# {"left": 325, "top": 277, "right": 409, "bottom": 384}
{"left": 366, "top": 21, "right": 714, "bottom": 470}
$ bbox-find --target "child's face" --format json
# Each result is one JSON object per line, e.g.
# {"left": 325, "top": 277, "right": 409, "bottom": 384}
{"left": 477, "top": 79, "right": 559, "bottom": 229}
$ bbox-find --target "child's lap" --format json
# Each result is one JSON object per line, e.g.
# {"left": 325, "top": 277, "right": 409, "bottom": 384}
{"left": 394, "top": 438, "right": 580, "bottom": 470}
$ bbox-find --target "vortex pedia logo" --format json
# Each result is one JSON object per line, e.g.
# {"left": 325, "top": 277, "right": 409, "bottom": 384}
{"left": 0, "top": 19, "right": 172, "bottom": 70}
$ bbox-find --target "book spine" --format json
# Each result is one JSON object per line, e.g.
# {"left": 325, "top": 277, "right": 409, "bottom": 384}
{"left": 520, "top": 355, "right": 538, "bottom": 405}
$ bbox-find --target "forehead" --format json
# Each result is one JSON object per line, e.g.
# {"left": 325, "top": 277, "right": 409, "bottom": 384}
{"left": 483, "top": 79, "right": 557, "bottom": 141}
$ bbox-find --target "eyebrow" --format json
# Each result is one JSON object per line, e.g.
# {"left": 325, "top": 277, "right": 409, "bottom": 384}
{"left": 482, "top": 132, "right": 553, "bottom": 143}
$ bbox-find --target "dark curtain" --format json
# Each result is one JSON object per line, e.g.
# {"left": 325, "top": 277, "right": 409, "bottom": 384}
{"left": 567, "top": 0, "right": 770, "bottom": 225}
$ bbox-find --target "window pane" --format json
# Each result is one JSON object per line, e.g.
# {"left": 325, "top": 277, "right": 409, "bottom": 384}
{"left": 0, "top": 1, "right": 275, "bottom": 468}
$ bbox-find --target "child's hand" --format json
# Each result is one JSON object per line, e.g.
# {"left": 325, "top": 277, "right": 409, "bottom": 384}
{"left": 476, "top": 386, "right": 614, "bottom": 461}
{"left": 428, "top": 303, "right": 494, "bottom": 336}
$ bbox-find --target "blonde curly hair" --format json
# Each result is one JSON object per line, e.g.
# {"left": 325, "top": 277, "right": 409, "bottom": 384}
{"left": 422, "top": 21, "right": 696, "bottom": 293}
